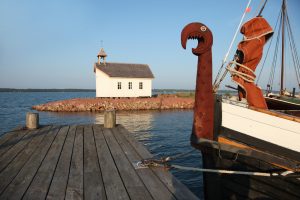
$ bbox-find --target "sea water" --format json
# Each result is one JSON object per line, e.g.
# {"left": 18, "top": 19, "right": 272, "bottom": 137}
{"left": 0, "top": 92, "right": 203, "bottom": 198}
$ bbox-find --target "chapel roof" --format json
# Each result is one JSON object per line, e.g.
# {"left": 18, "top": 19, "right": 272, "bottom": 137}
{"left": 94, "top": 62, "right": 154, "bottom": 78}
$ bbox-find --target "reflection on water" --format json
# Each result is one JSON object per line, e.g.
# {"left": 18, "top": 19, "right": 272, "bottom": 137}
{"left": 95, "top": 110, "right": 154, "bottom": 132}
{"left": 0, "top": 92, "right": 203, "bottom": 199}
{"left": 95, "top": 110, "right": 155, "bottom": 141}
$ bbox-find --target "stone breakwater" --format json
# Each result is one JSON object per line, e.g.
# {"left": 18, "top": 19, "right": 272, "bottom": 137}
{"left": 32, "top": 96, "right": 194, "bottom": 112}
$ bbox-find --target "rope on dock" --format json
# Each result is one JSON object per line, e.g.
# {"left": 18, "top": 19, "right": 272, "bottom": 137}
{"left": 163, "top": 149, "right": 196, "bottom": 162}
{"left": 136, "top": 161, "right": 295, "bottom": 177}
{"left": 134, "top": 149, "right": 299, "bottom": 178}
{"left": 136, "top": 148, "right": 298, "bottom": 178}
{"left": 170, "top": 164, "right": 294, "bottom": 177}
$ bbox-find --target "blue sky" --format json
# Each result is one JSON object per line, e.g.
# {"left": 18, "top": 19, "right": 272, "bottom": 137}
{"left": 1, "top": 0, "right": 299, "bottom": 90}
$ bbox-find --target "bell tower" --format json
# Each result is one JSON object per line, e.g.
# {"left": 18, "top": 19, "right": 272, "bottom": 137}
{"left": 97, "top": 48, "right": 107, "bottom": 65}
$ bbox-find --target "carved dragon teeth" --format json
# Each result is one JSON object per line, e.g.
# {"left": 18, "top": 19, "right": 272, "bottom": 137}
{"left": 181, "top": 22, "right": 213, "bottom": 55}
{"left": 187, "top": 33, "right": 203, "bottom": 40}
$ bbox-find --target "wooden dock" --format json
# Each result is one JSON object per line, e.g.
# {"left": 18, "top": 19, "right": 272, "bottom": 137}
{"left": 0, "top": 124, "right": 199, "bottom": 200}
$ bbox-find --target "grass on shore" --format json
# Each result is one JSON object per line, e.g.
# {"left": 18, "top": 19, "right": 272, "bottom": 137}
{"left": 175, "top": 92, "right": 195, "bottom": 98}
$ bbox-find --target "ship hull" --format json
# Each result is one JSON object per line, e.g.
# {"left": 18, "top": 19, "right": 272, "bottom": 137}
{"left": 200, "top": 146, "right": 300, "bottom": 200}
{"left": 193, "top": 99, "right": 300, "bottom": 199}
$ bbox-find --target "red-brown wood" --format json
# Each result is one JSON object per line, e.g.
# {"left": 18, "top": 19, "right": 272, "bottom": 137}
{"left": 181, "top": 22, "right": 214, "bottom": 140}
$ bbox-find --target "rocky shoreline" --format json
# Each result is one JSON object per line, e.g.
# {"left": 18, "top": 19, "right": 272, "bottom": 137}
{"left": 32, "top": 96, "right": 194, "bottom": 112}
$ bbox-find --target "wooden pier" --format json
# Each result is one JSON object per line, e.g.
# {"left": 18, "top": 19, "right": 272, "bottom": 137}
{"left": 0, "top": 124, "right": 199, "bottom": 200}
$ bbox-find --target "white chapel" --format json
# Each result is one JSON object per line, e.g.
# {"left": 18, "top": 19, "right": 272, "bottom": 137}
{"left": 93, "top": 48, "right": 154, "bottom": 97}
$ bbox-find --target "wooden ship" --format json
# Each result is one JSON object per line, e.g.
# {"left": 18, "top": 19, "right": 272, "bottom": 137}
{"left": 262, "top": 0, "right": 300, "bottom": 115}
{"left": 181, "top": 0, "right": 300, "bottom": 199}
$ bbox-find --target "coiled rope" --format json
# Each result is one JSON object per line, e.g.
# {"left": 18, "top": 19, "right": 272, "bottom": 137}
{"left": 226, "top": 61, "right": 255, "bottom": 83}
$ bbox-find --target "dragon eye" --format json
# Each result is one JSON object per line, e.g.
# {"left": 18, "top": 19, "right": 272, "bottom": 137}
{"left": 200, "top": 26, "right": 207, "bottom": 32}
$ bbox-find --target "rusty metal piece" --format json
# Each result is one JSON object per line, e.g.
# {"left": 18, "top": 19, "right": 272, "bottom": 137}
{"left": 181, "top": 22, "right": 214, "bottom": 140}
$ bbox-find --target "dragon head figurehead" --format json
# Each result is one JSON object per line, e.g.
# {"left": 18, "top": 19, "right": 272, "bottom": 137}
{"left": 181, "top": 22, "right": 214, "bottom": 141}
{"left": 181, "top": 22, "right": 213, "bottom": 56}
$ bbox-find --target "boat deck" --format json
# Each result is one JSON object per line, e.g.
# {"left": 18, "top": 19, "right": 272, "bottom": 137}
{"left": 0, "top": 124, "right": 198, "bottom": 200}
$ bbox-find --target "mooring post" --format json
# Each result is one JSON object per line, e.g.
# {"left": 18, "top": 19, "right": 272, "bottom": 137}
{"left": 104, "top": 110, "right": 116, "bottom": 128}
{"left": 292, "top": 88, "right": 296, "bottom": 97}
{"left": 26, "top": 112, "right": 39, "bottom": 129}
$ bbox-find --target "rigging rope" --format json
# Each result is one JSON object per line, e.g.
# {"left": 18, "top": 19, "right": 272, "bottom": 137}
{"left": 256, "top": 0, "right": 268, "bottom": 17}
{"left": 267, "top": 12, "right": 282, "bottom": 92}
{"left": 254, "top": 0, "right": 264, "bottom": 17}
{"left": 213, "top": 0, "right": 252, "bottom": 91}
{"left": 256, "top": 10, "right": 281, "bottom": 85}
{"left": 266, "top": 1, "right": 300, "bottom": 92}
{"left": 213, "top": 0, "right": 277, "bottom": 92}
{"left": 286, "top": 11, "right": 300, "bottom": 87}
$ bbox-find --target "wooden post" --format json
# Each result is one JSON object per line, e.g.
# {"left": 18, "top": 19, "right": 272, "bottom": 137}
{"left": 213, "top": 94, "right": 222, "bottom": 140}
{"left": 26, "top": 112, "right": 39, "bottom": 129}
{"left": 292, "top": 88, "right": 296, "bottom": 97}
{"left": 104, "top": 110, "right": 116, "bottom": 128}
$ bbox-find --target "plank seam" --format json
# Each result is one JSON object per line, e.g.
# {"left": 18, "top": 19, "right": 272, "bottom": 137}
{"left": 102, "top": 128, "right": 127, "bottom": 198}
{"left": 236, "top": 158, "right": 300, "bottom": 197}
{"left": 45, "top": 126, "right": 70, "bottom": 198}
{"left": 20, "top": 126, "right": 62, "bottom": 199}
{"left": 91, "top": 125, "right": 108, "bottom": 200}
{"left": 65, "top": 126, "right": 84, "bottom": 200}
{"left": 0, "top": 131, "right": 18, "bottom": 146}
{"left": 0, "top": 129, "right": 39, "bottom": 173}
{"left": 100, "top": 127, "right": 133, "bottom": 199}
{"left": 82, "top": 126, "right": 85, "bottom": 200}
{"left": 110, "top": 127, "right": 156, "bottom": 200}
{"left": 229, "top": 175, "right": 296, "bottom": 199}
{"left": 222, "top": 179, "right": 272, "bottom": 200}
{"left": 63, "top": 126, "right": 77, "bottom": 200}
{"left": 0, "top": 126, "right": 52, "bottom": 195}
{"left": 117, "top": 126, "right": 186, "bottom": 200}
{"left": 0, "top": 130, "right": 30, "bottom": 157}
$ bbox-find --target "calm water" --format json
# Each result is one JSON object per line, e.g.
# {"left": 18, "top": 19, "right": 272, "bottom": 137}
{"left": 0, "top": 92, "right": 203, "bottom": 198}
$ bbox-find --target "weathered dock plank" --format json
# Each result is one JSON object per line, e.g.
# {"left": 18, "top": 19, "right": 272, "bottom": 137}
{"left": 0, "top": 126, "right": 51, "bottom": 193}
{"left": 110, "top": 127, "right": 175, "bottom": 200}
{"left": 0, "top": 130, "right": 24, "bottom": 147}
{"left": 46, "top": 125, "right": 76, "bottom": 200}
{"left": 0, "top": 130, "right": 29, "bottom": 157}
{"left": 93, "top": 125, "right": 130, "bottom": 200}
{"left": 83, "top": 125, "right": 106, "bottom": 200}
{"left": 0, "top": 124, "right": 199, "bottom": 200}
{"left": 22, "top": 126, "right": 69, "bottom": 199}
{"left": 65, "top": 126, "right": 84, "bottom": 200}
{"left": 103, "top": 127, "right": 154, "bottom": 200}
{"left": 116, "top": 125, "right": 199, "bottom": 200}
{"left": 0, "top": 126, "right": 60, "bottom": 199}
{"left": 0, "top": 129, "right": 40, "bottom": 172}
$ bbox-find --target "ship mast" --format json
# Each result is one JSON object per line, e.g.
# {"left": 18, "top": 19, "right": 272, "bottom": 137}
{"left": 280, "top": 0, "right": 286, "bottom": 95}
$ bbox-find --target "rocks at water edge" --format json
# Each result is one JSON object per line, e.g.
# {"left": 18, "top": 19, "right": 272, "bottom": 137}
{"left": 32, "top": 96, "right": 194, "bottom": 112}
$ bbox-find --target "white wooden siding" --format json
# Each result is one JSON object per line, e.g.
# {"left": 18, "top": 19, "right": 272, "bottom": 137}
{"left": 95, "top": 68, "right": 152, "bottom": 97}
{"left": 222, "top": 102, "right": 300, "bottom": 153}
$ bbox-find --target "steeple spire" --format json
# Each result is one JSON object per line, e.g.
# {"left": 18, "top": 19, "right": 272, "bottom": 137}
{"left": 97, "top": 48, "right": 107, "bottom": 65}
